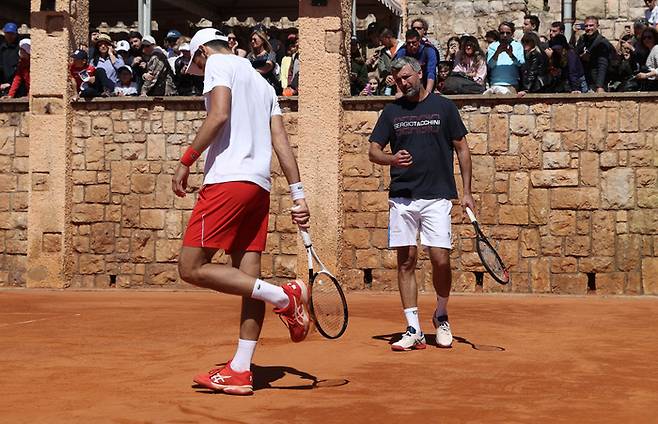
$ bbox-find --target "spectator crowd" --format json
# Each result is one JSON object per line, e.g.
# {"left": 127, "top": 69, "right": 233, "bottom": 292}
{"left": 1, "top": 0, "right": 657, "bottom": 100}
{"left": 353, "top": 2, "right": 658, "bottom": 96}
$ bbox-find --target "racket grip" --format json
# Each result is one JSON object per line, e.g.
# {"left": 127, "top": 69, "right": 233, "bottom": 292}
{"left": 465, "top": 207, "right": 477, "bottom": 223}
{"left": 300, "top": 228, "right": 312, "bottom": 247}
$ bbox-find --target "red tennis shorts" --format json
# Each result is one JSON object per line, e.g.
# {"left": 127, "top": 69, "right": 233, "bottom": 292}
{"left": 182, "top": 181, "right": 270, "bottom": 253}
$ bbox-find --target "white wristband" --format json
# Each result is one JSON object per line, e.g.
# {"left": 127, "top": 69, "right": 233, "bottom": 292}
{"left": 289, "top": 182, "right": 305, "bottom": 201}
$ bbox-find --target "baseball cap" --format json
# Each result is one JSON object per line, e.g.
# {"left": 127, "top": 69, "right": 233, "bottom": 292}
{"left": 166, "top": 30, "right": 181, "bottom": 40}
{"left": 141, "top": 35, "right": 156, "bottom": 46}
{"left": 252, "top": 23, "right": 267, "bottom": 34}
{"left": 117, "top": 65, "right": 133, "bottom": 75}
{"left": 178, "top": 42, "right": 190, "bottom": 51}
{"left": 185, "top": 28, "right": 229, "bottom": 75}
{"left": 19, "top": 38, "right": 30, "bottom": 55}
{"left": 3, "top": 22, "right": 17, "bottom": 34}
{"left": 116, "top": 40, "right": 130, "bottom": 52}
{"left": 71, "top": 49, "right": 88, "bottom": 60}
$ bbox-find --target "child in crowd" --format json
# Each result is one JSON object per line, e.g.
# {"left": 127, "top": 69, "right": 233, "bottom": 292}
{"left": 113, "top": 65, "right": 138, "bottom": 96}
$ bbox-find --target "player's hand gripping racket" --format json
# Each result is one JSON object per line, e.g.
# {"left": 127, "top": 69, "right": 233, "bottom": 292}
{"left": 298, "top": 228, "right": 349, "bottom": 339}
{"left": 465, "top": 207, "right": 510, "bottom": 285}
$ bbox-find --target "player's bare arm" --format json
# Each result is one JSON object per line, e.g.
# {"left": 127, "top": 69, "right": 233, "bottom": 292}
{"left": 368, "top": 142, "right": 413, "bottom": 168}
{"left": 452, "top": 136, "right": 475, "bottom": 213}
{"left": 172, "top": 86, "right": 231, "bottom": 197}
{"left": 271, "top": 114, "right": 310, "bottom": 228}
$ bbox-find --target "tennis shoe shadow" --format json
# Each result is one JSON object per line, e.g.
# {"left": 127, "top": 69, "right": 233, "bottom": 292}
{"left": 372, "top": 333, "right": 505, "bottom": 351}
{"left": 192, "top": 363, "right": 349, "bottom": 393}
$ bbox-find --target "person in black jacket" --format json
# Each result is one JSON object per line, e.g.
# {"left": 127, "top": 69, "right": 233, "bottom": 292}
{"left": 518, "top": 32, "right": 550, "bottom": 96}
{"left": 545, "top": 34, "right": 589, "bottom": 93}
{"left": 575, "top": 16, "right": 612, "bottom": 92}
{"left": 0, "top": 23, "right": 19, "bottom": 96}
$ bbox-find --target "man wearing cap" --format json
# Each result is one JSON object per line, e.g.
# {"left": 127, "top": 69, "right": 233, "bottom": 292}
{"left": 0, "top": 23, "right": 19, "bottom": 96}
{"left": 69, "top": 48, "right": 111, "bottom": 98}
{"left": 115, "top": 40, "right": 131, "bottom": 65}
{"left": 140, "top": 35, "right": 176, "bottom": 96}
{"left": 171, "top": 28, "right": 311, "bottom": 396}
{"left": 173, "top": 42, "right": 202, "bottom": 95}
{"left": 165, "top": 30, "right": 181, "bottom": 58}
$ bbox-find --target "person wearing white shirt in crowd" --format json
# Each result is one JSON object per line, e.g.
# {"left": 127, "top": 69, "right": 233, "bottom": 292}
{"left": 113, "top": 65, "right": 138, "bottom": 96}
{"left": 646, "top": 0, "right": 658, "bottom": 27}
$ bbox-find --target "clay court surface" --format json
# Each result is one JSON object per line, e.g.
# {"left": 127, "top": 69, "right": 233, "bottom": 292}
{"left": 1, "top": 290, "right": 658, "bottom": 423}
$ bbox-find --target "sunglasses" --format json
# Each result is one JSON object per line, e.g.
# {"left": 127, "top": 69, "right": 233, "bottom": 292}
{"left": 412, "top": 26, "right": 424, "bottom": 30}
{"left": 228, "top": 36, "right": 236, "bottom": 40}
{"left": 499, "top": 31, "right": 512, "bottom": 35}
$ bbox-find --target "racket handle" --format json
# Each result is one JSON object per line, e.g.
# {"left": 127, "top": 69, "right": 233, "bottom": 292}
{"left": 465, "top": 207, "right": 477, "bottom": 223}
{"left": 300, "top": 228, "right": 312, "bottom": 247}
{"left": 291, "top": 204, "right": 313, "bottom": 247}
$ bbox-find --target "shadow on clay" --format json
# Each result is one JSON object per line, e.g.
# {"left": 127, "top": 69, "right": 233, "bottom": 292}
{"left": 372, "top": 332, "right": 505, "bottom": 351}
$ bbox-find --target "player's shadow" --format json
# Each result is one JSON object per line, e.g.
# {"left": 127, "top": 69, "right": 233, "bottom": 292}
{"left": 193, "top": 363, "right": 349, "bottom": 394}
{"left": 372, "top": 332, "right": 505, "bottom": 351}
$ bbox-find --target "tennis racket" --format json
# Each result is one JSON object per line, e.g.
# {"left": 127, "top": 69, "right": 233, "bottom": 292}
{"left": 298, "top": 228, "right": 349, "bottom": 339}
{"left": 465, "top": 207, "right": 510, "bottom": 285}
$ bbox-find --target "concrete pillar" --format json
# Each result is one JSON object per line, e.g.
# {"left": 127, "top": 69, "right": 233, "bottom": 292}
{"left": 27, "top": 0, "right": 87, "bottom": 287}
{"left": 298, "top": 0, "right": 351, "bottom": 274}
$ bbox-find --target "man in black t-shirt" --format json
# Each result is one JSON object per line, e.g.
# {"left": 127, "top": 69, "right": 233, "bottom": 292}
{"left": 369, "top": 56, "right": 475, "bottom": 351}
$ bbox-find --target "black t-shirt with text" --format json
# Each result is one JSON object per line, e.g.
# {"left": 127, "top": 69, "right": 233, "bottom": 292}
{"left": 369, "top": 93, "right": 467, "bottom": 200}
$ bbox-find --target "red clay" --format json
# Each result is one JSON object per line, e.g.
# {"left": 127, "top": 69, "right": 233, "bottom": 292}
{"left": 1, "top": 290, "right": 657, "bottom": 423}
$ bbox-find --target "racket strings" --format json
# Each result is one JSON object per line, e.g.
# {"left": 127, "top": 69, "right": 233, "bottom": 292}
{"left": 311, "top": 275, "right": 346, "bottom": 336}
{"left": 478, "top": 240, "right": 507, "bottom": 279}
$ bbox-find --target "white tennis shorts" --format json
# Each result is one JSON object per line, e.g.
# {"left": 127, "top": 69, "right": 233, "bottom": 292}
{"left": 388, "top": 197, "right": 453, "bottom": 249}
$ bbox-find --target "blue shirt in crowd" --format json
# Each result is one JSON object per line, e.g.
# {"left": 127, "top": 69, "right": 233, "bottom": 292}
{"left": 92, "top": 55, "right": 125, "bottom": 85}
{"left": 486, "top": 40, "right": 525, "bottom": 87}
{"left": 394, "top": 43, "right": 438, "bottom": 85}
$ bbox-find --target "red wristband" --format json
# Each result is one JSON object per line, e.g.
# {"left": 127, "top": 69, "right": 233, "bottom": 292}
{"left": 180, "top": 147, "right": 200, "bottom": 167}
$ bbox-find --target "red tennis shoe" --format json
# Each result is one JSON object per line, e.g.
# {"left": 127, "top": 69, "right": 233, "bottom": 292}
{"left": 274, "top": 279, "right": 310, "bottom": 343}
{"left": 193, "top": 361, "right": 253, "bottom": 395}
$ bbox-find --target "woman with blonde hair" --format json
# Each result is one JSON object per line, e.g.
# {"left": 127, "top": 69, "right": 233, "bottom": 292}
{"left": 247, "top": 30, "right": 282, "bottom": 94}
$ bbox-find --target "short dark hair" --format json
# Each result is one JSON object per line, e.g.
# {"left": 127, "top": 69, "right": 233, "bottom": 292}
{"left": 205, "top": 39, "right": 229, "bottom": 50}
{"left": 524, "top": 15, "right": 540, "bottom": 30}
{"left": 499, "top": 21, "right": 515, "bottom": 32}
{"left": 550, "top": 21, "right": 565, "bottom": 32}
{"left": 485, "top": 30, "right": 499, "bottom": 41}
{"left": 405, "top": 28, "right": 421, "bottom": 40}
{"left": 411, "top": 18, "right": 428, "bottom": 31}
{"left": 128, "top": 31, "right": 142, "bottom": 40}
{"left": 379, "top": 28, "right": 395, "bottom": 38}
{"left": 521, "top": 32, "right": 541, "bottom": 48}
{"left": 584, "top": 16, "right": 599, "bottom": 24}
{"left": 641, "top": 27, "right": 658, "bottom": 44}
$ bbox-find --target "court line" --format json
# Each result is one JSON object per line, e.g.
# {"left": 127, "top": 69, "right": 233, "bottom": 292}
{"left": 0, "top": 314, "right": 80, "bottom": 328}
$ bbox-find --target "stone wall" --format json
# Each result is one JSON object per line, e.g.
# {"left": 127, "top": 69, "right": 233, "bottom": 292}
{"left": 0, "top": 101, "right": 29, "bottom": 287}
{"left": 407, "top": 0, "right": 648, "bottom": 50}
{"left": 68, "top": 98, "right": 299, "bottom": 288}
{"left": 340, "top": 94, "right": 658, "bottom": 295}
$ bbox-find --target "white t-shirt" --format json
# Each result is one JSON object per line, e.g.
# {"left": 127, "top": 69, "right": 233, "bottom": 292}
{"left": 202, "top": 54, "right": 281, "bottom": 191}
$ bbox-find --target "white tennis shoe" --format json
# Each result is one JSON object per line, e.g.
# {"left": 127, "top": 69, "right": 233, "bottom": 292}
{"left": 391, "top": 326, "right": 427, "bottom": 351}
{"left": 433, "top": 314, "right": 453, "bottom": 348}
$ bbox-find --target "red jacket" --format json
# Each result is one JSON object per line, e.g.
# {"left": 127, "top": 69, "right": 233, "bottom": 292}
{"left": 8, "top": 60, "right": 29, "bottom": 98}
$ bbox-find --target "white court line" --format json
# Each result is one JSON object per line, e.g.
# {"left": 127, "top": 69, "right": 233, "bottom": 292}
{"left": 0, "top": 314, "right": 81, "bottom": 328}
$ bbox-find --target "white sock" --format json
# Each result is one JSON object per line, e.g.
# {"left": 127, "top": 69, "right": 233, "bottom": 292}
{"left": 230, "top": 339, "right": 257, "bottom": 372}
{"left": 436, "top": 295, "right": 449, "bottom": 318}
{"left": 251, "top": 279, "right": 289, "bottom": 309}
{"left": 404, "top": 307, "right": 421, "bottom": 334}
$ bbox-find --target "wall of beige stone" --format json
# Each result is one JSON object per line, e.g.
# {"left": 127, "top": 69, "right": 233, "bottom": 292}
{"left": 67, "top": 99, "right": 299, "bottom": 288}
{"left": 340, "top": 94, "right": 658, "bottom": 295}
{"left": 407, "top": 0, "right": 648, "bottom": 50}
{"left": 0, "top": 102, "right": 29, "bottom": 287}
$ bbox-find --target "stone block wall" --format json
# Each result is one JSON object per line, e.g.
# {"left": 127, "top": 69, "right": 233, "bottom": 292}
{"left": 340, "top": 95, "right": 658, "bottom": 295}
{"left": 68, "top": 99, "right": 299, "bottom": 288}
{"left": 0, "top": 101, "right": 29, "bottom": 287}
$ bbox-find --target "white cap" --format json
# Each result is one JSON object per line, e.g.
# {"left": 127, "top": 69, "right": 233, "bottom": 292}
{"left": 116, "top": 39, "right": 130, "bottom": 52}
{"left": 19, "top": 38, "right": 31, "bottom": 55}
{"left": 178, "top": 42, "right": 190, "bottom": 51}
{"left": 185, "top": 28, "right": 228, "bottom": 75}
{"left": 141, "top": 35, "right": 156, "bottom": 46}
